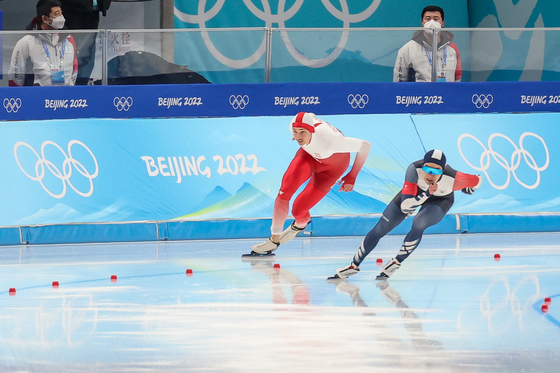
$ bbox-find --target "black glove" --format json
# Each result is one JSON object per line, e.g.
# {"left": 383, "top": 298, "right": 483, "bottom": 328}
{"left": 462, "top": 187, "right": 476, "bottom": 195}
{"left": 462, "top": 175, "right": 482, "bottom": 194}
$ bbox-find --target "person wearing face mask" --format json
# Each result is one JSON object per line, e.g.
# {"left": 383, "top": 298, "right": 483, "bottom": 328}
{"left": 393, "top": 5, "right": 462, "bottom": 82}
{"left": 328, "top": 149, "right": 482, "bottom": 281}
{"left": 8, "top": 0, "right": 78, "bottom": 86}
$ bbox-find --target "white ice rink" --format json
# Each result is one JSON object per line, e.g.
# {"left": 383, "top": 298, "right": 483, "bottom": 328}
{"left": 1, "top": 232, "right": 559, "bottom": 372}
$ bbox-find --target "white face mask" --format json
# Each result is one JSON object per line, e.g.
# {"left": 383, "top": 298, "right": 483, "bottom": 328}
{"left": 423, "top": 19, "right": 442, "bottom": 35}
{"left": 49, "top": 15, "right": 66, "bottom": 30}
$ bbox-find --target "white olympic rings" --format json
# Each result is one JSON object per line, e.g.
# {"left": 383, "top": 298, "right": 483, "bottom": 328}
{"left": 114, "top": 97, "right": 133, "bottom": 111}
{"left": 347, "top": 94, "right": 369, "bottom": 109}
{"left": 174, "top": 0, "right": 381, "bottom": 68}
{"left": 458, "top": 132, "right": 549, "bottom": 190}
{"left": 14, "top": 140, "right": 99, "bottom": 198}
{"left": 472, "top": 94, "right": 494, "bottom": 109}
{"left": 229, "top": 95, "right": 249, "bottom": 109}
{"left": 4, "top": 98, "right": 22, "bottom": 113}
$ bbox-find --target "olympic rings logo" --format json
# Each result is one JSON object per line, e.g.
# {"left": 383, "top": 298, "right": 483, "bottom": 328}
{"left": 472, "top": 94, "right": 494, "bottom": 109}
{"left": 3, "top": 98, "right": 22, "bottom": 113}
{"left": 347, "top": 94, "right": 369, "bottom": 109}
{"left": 458, "top": 132, "right": 549, "bottom": 190}
{"left": 174, "top": 0, "right": 381, "bottom": 69}
{"left": 114, "top": 97, "right": 133, "bottom": 111}
{"left": 229, "top": 95, "right": 249, "bottom": 109}
{"left": 14, "top": 140, "right": 99, "bottom": 198}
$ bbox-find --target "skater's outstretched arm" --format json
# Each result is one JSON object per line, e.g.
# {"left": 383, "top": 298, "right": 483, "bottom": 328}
{"left": 452, "top": 172, "right": 482, "bottom": 194}
{"left": 338, "top": 139, "right": 371, "bottom": 192}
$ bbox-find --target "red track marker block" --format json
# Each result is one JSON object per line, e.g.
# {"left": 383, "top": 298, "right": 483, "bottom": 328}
{"left": 376, "top": 258, "right": 383, "bottom": 266}
{"left": 186, "top": 269, "right": 193, "bottom": 277}
{"left": 111, "top": 275, "right": 118, "bottom": 283}
{"left": 494, "top": 254, "right": 501, "bottom": 261}
{"left": 52, "top": 281, "right": 59, "bottom": 289}
{"left": 273, "top": 263, "right": 280, "bottom": 271}
{"left": 9, "top": 288, "right": 16, "bottom": 296}
{"left": 542, "top": 304, "right": 549, "bottom": 313}
{"left": 545, "top": 297, "right": 552, "bottom": 305}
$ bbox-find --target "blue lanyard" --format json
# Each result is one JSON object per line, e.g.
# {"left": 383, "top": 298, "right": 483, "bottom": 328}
{"left": 42, "top": 39, "right": 66, "bottom": 64}
{"left": 424, "top": 44, "right": 447, "bottom": 66}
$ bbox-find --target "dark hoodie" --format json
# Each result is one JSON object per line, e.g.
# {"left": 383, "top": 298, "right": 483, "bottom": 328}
{"left": 58, "top": 0, "right": 112, "bottom": 16}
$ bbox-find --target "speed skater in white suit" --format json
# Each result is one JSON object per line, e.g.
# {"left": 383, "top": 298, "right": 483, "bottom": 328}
{"left": 247, "top": 112, "right": 371, "bottom": 256}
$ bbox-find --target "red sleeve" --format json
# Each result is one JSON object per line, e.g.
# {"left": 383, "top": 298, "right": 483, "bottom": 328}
{"left": 449, "top": 42, "right": 462, "bottom": 82}
{"left": 68, "top": 35, "right": 79, "bottom": 76}
{"left": 402, "top": 180, "right": 417, "bottom": 196}
{"left": 453, "top": 171, "right": 479, "bottom": 191}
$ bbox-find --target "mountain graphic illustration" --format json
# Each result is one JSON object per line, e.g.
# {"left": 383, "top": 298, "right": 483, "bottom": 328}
{"left": 177, "top": 182, "right": 387, "bottom": 220}
{"left": 176, "top": 182, "right": 274, "bottom": 219}
{"left": 313, "top": 188, "right": 387, "bottom": 215}
{"left": 189, "top": 186, "right": 233, "bottom": 213}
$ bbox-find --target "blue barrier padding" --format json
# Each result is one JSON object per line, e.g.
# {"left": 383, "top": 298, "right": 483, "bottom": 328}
{"left": 22, "top": 223, "right": 158, "bottom": 245}
{"left": 0, "top": 226, "right": 23, "bottom": 245}
{"left": 4, "top": 213, "right": 559, "bottom": 246}
{"left": 2, "top": 81, "right": 560, "bottom": 121}
{"left": 465, "top": 214, "right": 560, "bottom": 233}
{"left": 310, "top": 214, "right": 459, "bottom": 236}
{"left": 164, "top": 219, "right": 273, "bottom": 241}
{"left": 459, "top": 215, "right": 469, "bottom": 233}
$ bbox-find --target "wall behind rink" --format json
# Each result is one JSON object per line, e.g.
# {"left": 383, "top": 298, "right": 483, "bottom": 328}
{"left": 172, "top": 0, "right": 560, "bottom": 83}
{"left": 0, "top": 102, "right": 558, "bottom": 245}
{"left": 3, "top": 81, "right": 560, "bottom": 121}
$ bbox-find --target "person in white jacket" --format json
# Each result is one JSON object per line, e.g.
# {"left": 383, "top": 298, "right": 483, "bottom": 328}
{"left": 8, "top": 0, "right": 78, "bottom": 87}
{"left": 393, "top": 5, "right": 462, "bottom": 82}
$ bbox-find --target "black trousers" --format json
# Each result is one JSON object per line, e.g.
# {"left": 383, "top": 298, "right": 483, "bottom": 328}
{"left": 64, "top": 10, "right": 101, "bottom": 84}
{"left": 353, "top": 192, "right": 454, "bottom": 266}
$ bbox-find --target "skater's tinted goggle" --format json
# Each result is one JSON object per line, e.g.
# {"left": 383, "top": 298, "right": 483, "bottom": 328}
{"left": 422, "top": 166, "right": 443, "bottom": 175}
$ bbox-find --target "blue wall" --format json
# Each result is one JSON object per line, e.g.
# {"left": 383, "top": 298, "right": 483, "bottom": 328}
{"left": 1, "top": 81, "right": 560, "bottom": 245}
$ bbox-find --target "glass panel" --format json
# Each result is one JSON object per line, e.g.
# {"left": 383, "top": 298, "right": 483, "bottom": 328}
{"left": 2, "top": 28, "right": 560, "bottom": 85}
{"left": 73, "top": 31, "right": 101, "bottom": 85}
{"left": 269, "top": 28, "right": 415, "bottom": 83}
{"left": 0, "top": 30, "right": 100, "bottom": 87}
{"left": 172, "top": 28, "right": 267, "bottom": 84}
{"left": 104, "top": 30, "right": 171, "bottom": 85}
{"left": 465, "top": 27, "right": 557, "bottom": 82}
{"left": 269, "top": 27, "right": 467, "bottom": 83}
{"left": 1, "top": 32, "right": 22, "bottom": 87}
{"left": 266, "top": 27, "right": 559, "bottom": 83}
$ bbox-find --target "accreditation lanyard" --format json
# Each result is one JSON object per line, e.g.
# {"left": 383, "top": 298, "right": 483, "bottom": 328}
{"left": 424, "top": 44, "right": 447, "bottom": 81}
{"left": 42, "top": 39, "right": 66, "bottom": 85}
{"left": 424, "top": 44, "right": 447, "bottom": 66}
